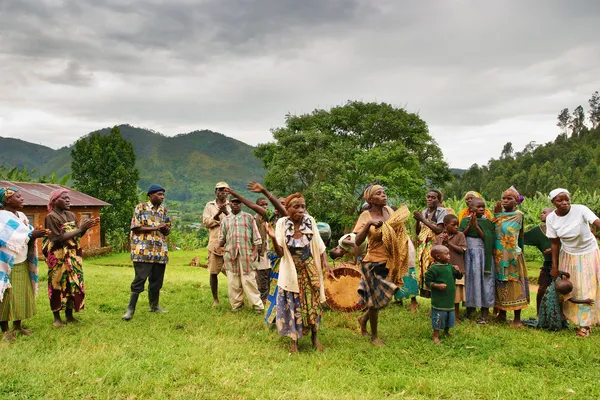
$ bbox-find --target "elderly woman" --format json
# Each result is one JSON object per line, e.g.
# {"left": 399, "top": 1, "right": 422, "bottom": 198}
{"left": 493, "top": 187, "right": 529, "bottom": 328}
{"left": 457, "top": 191, "right": 493, "bottom": 224}
{"left": 413, "top": 190, "right": 447, "bottom": 297}
{"left": 546, "top": 188, "right": 600, "bottom": 337}
{"left": 267, "top": 192, "right": 333, "bottom": 352}
{"left": 354, "top": 184, "right": 412, "bottom": 345}
{"left": 0, "top": 187, "right": 48, "bottom": 341}
{"left": 43, "top": 189, "right": 98, "bottom": 327}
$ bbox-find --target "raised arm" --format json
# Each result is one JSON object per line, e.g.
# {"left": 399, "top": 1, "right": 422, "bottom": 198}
{"left": 247, "top": 181, "right": 286, "bottom": 217}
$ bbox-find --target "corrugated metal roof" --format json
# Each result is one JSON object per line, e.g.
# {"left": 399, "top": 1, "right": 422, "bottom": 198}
{"left": 0, "top": 181, "right": 110, "bottom": 207}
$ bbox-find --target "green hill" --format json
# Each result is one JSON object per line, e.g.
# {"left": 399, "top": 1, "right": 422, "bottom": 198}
{"left": 0, "top": 125, "right": 265, "bottom": 211}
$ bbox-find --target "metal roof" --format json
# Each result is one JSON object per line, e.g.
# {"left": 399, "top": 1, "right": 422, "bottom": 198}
{"left": 0, "top": 181, "right": 110, "bottom": 207}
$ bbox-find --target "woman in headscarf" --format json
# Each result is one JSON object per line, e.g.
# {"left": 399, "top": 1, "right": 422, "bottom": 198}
{"left": 413, "top": 189, "right": 447, "bottom": 297}
{"left": 546, "top": 188, "right": 600, "bottom": 337}
{"left": 267, "top": 192, "right": 333, "bottom": 352}
{"left": 457, "top": 191, "right": 493, "bottom": 224}
{"left": 0, "top": 187, "right": 48, "bottom": 341}
{"left": 492, "top": 186, "right": 529, "bottom": 328}
{"left": 354, "top": 184, "right": 411, "bottom": 345}
{"left": 43, "top": 189, "right": 99, "bottom": 327}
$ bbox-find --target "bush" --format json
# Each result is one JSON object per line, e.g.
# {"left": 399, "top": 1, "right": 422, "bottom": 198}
{"left": 106, "top": 229, "right": 129, "bottom": 253}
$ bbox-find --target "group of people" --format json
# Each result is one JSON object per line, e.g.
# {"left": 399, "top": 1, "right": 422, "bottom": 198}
{"left": 1, "top": 180, "right": 600, "bottom": 349}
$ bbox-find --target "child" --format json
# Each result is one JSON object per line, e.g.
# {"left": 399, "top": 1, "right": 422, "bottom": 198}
{"left": 434, "top": 214, "right": 467, "bottom": 321}
{"left": 459, "top": 198, "right": 495, "bottom": 324}
{"left": 425, "top": 245, "right": 463, "bottom": 344}
{"left": 329, "top": 233, "right": 367, "bottom": 264}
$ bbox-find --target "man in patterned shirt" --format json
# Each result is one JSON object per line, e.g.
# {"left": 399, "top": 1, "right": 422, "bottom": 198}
{"left": 218, "top": 196, "right": 263, "bottom": 313}
{"left": 122, "top": 184, "right": 171, "bottom": 321}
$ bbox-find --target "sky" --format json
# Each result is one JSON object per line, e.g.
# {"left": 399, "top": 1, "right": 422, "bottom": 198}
{"left": 1, "top": 0, "right": 599, "bottom": 169}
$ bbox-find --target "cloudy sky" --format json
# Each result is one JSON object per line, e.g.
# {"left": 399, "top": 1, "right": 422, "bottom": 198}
{"left": 1, "top": 0, "right": 599, "bottom": 168}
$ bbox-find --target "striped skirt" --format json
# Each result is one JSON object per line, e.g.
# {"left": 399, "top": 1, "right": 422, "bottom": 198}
{"left": 0, "top": 262, "right": 36, "bottom": 321}
{"left": 559, "top": 248, "right": 600, "bottom": 327}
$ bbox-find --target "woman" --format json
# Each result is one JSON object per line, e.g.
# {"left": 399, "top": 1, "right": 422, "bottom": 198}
{"left": 0, "top": 187, "right": 48, "bottom": 341}
{"left": 268, "top": 193, "right": 332, "bottom": 352}
{"left": 222, "top": 181, "right": 287, "bottom": 326}
{"left": 546, "top": 188, "right": 600, "bottom": 337}
{"left": 457, "top": 191, "right": 493, "bottom": 224}
{"left": 493, "top": 187, "right": 529, "bottom": 328}
{"left": 354, "top": 184, "right": 411, "bottom": 345}
{"left": 43, "top": 189, "right": 98, "bottom": 327}
{"left": 413, "top": 190, "right": 447, "bottom": 297}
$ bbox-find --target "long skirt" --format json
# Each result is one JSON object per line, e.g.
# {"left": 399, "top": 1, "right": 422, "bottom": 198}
{"left": 0, "top": 262, "right": 36, "bottom": 321}
{"left": 464, "top": 238, "right": 495, "bottom": 309}
{"left": 264, "top": 252, "right": 280, "bottom": 326}
{"left": 275, "top": 251, "right": 322, "bottom": 340}
{"left": 46, "top": 248, "right": 85, "bottom": 312}
{"left": 559, "top": 248, "right": 600, "bottom": 327}
{"left": 495, "top": 254, "right": 529, "bottom": 311}
{"left": 358, "top": 261, "right": 397, "bottom": 309}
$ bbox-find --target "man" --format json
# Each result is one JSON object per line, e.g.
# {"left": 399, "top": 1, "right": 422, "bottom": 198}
{"left": 329, "top": 232, "right": 367, "bottom": 264}
{"left": 218, "top": 196, "right": 263, "bottom": 313}
{"left": 123, "top": 184, "right": 171, "bottom": 321}
{"left": 254, "top": 197, "right": 272, "bottom": 303}
{"left": 202, "top": 182, "right": 231, "bottom": 306}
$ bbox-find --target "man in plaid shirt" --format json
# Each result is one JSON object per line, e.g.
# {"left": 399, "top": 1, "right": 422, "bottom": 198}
{"left": 218, "top": 196, "right": 264, "bottom": 313}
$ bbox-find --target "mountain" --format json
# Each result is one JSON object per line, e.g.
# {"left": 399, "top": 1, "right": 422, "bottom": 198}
{"left": 0, "top": 124, "right": 265, "bottom": 208}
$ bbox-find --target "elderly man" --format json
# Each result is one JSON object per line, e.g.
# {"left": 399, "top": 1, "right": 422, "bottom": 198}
{"left": 218, "top": 196, "right": 263, "bottom": 313}
{"left": 123, "top": 184, "right": 171, "bottom": 321}
{"left": 202, "top": 182, "right": 231, "bottom": 306}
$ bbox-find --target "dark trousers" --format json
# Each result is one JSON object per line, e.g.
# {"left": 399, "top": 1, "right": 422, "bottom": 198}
{"left": 537, "top": 267, "right": 553, "bottom": 313}
{"left": 131, "top": 262, "right": 167, "bottom": 294}
{"left": 256, "top": 268, "right": 271, "bottom": 302}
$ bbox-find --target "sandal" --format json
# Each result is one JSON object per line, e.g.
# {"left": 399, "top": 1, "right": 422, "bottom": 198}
{"left": 576, "top": 326, "right": 591, "bottom": 337}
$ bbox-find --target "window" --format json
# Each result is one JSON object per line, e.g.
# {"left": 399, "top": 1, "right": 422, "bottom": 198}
{"left": 80, "top": 212, "right": 93, "bottom": 224}
{"left": 25, "top": 214, "right": 36, "bottom": 226}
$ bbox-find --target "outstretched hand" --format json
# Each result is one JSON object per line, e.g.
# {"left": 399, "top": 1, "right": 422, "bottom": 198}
{"left": 247, "top": 181, "right": 265, "bottom": 193}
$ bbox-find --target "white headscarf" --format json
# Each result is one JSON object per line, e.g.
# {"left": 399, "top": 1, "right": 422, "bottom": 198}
{"left": 548, "top": 188, "right": 570, "bottom": 201}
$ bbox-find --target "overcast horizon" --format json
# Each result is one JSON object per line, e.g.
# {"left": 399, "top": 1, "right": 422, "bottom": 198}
{"left": 1, "top": 0, "right": 599, "bottom": 169}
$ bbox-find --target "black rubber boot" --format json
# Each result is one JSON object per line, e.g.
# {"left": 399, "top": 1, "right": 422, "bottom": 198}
{"left": 149, "top": 291, "right": 168, "bottom": 313}
{"left": 122, "top": 293, "right": 139, "bottom": 321}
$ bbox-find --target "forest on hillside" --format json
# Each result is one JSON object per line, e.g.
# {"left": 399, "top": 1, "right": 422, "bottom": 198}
{"left": 446, "top": 91, "right": 600, "bottom": 199}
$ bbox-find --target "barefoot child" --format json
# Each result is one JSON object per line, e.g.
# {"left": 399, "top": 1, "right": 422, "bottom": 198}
{"left": 459, "top": 198, "right": 495, "bottom": 323}
{"left": 434, "top": 214, "right": 467, "bottom": 321}
{"left": 425, "top": 245, "right": 463, "bottom": 344}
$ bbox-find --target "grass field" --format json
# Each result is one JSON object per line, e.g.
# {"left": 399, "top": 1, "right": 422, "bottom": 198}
{"left": 1, "top": 250, "right": 599, "bottom": 400}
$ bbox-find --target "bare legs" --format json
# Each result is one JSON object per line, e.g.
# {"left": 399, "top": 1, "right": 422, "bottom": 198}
{"left": 497, "top": 310, "right": 523, "bottom": 328}
{"left": 1, "top": 320, "right": 32, "bottom": 340}
{"left": 408, "top": 297, "right": 419, "bottom": 312}
{"left": 210, "top": 274, "right": 219, "bottom": 306}
{"left": 358, "top": 307, "right": 385, "bottom": 345}
{"left": 289, "top": 326, "right": 323, "bottom": 353}
{"left": 53, "top": 307, "right": 79, "bottom": 327}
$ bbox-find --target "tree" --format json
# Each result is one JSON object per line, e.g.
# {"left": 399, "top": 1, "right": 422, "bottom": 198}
{"left": 557, "top": 108, "right": 570, "bottom": 134}
{"left": 570, "top": 105, "right": 586, "bottom": 137}
{"left": 500, "top": 142, "right": 514, "bottom": 159}
{"left": 589, "top": 91, "right": 600, "bottom": 129}
{"left": 255, "top": 101, "right": 451, "bottom": 236}
{"left": 71, "top": 126, "right": 140, "bottom": 244}
{"left": 0, "top": 165, "right": 36, "bottom": 182}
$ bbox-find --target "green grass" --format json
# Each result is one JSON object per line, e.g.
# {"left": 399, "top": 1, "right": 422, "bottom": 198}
{"left": 2, "top": 250, "right": 599, "bottom": 399}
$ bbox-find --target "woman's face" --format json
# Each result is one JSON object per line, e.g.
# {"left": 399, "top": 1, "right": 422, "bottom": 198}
{"left": 369, "top": 188, "right": 387, "bottom": 207}
{"left": 552, "top": 193, "right": 571, "bottom": 215}
{"left": 501, "top": 193, "right": 516, "bottom": 210}
{"left": 54, "top": 193, "right": 71, "bottom": 211}
{"left": 426, "top": 191, "right": 440, "bottom": 208}
{"left": 4, "top": 191, "right": 24, "bottom": 210}
{"left": 465, "top": 194, "right": 474, "bottom": 207}
{"left": 288, "top": 199, "right": 306, "bottom": 222}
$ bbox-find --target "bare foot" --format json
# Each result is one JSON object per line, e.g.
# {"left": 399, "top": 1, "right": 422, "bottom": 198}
{"left": 53, "top": 320, "right": 65, "bottom": 328}
{"left": 408, "top": 302, "right": 419, "bottom": 312}
{"left": 357, "top": 316, "right": 368, "bottom": 336}
{"left": 433, "top": 336, "right": 441, "bottom": 344}
{"left": 371, "top": 337, "right": 386, "bottom": 346}
{"left": 2, "top": 331, "right": 16, "bottom": 342}
{"left": 445, "top": 331, "right": 452, "bottom": 337}
{"left": 312, "top": 338, "right": 324, "bottom": 352}
{"left": 212, "top": 300, "right": 219, "bottom": 307}
{"left": 510, "top": 320, "right": 523, "bottom": 329}
{"left": 290, "top": 340, "right": 299, "bottom": 353}
{"left": 66, "top": 317, "right": 80, "bottom": 324}
{"left": 16, "top": 328, "right": 32, "bottom": 336}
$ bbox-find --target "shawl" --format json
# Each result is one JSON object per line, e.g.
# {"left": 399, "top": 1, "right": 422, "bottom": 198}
{"left": 374, "top": 205, "right": 410, "bottom": 287}
{"left": 493, "top": 211, "right": 525, "bottom": 281}
{"left": 459, "top": 216, "right": 495, "bottom": 274}
{"left": 275, "top": 214, "right": 326, "bottom": 302}
{"left": 0, "top": 210, "right": 38, "bottom": 301}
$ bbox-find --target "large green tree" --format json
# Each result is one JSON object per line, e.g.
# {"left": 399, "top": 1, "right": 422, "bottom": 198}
{"left": 71, "top": 126, "right": 140, "bottom": 244}
{"left": 255, "top": 101, "right": 451, "bottom": 236}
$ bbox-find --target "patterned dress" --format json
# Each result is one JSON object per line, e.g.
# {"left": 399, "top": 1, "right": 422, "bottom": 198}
{"left": 493, "top": 211, "right": 529, "bottom": 311}
{"left": 275, "top": 217, "right": 322, "bottom": 340}
{"left": 43, "top": 211, "right": 85, "bottom": 312}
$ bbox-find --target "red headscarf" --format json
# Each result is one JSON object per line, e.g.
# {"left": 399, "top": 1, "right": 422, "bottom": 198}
{"left": 47, "top": 189, "right": 70, "bottom": 212}
{"left": 284, "top": 192, "right": 304, "bottom": 216}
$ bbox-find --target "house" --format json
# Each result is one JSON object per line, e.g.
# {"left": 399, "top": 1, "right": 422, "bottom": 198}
{"left": 0, "top": 182, "right": 110, "bottom": 257}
